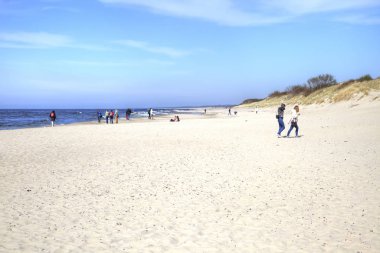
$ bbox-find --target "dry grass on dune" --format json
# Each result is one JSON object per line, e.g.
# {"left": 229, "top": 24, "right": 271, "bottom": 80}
{"left": 239, "top": 78, "right": 380, "bottom": 108}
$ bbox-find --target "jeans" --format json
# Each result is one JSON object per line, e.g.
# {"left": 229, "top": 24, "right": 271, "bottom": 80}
{"left": 277, "top": 117, "right": 285, "bottom": 135}
{"left": 287, "top": 122, "right": 299, "bottom": 137}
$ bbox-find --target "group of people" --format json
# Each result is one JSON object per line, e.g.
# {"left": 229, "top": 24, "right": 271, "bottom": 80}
{"left": 170, "top": 115, "right": 180, "bottom": 122}
{"left": 276, "top": 103, "right": 300, "bottom": 138}
{"left": 97, "top": 109, "right": 134, "bottom": 124}
{"left": 99, "top": 110, "right": 118, "bottom": 124}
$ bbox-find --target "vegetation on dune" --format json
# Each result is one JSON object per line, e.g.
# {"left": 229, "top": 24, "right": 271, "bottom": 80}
{"left": 240, "top": 74, "right": 380, "bottom": 107}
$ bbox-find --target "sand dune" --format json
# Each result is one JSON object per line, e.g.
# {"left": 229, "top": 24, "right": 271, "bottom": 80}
{"left": 0, "top": 99, "right": 379, "bottom": 252}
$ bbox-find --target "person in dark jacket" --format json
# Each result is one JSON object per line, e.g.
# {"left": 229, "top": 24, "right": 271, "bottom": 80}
{"left": 277, "top": 103, "right": 286, "bottom": 137}
{"left": 49, "top": 110, "right": 56, "bottom": 127}
{"left": 126, "top": 108, "right": 132, "bottom": 120}
{"left": 97, "top": 111, "right": 102, "bottom": 123}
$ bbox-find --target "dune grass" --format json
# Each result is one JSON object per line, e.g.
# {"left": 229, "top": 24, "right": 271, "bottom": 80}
{"left": 239, "top": 78, "right": 380, "bottom": 108}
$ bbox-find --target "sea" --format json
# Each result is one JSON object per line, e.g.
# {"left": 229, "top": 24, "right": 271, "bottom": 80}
{"left": 0, "top": 108, "right": 205, "bottom": 130}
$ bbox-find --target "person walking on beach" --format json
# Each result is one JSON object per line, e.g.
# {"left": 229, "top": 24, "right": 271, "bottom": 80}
{"left": 105, "top": 110, "right": 109, "bottom": 124}
{"left": 147, "top": 108, "right": 151, "bottom": 119}
{"left": 115, "top": 109, "right": 119, "bottom": 124}
{"left": 204, "top": 109, "right": 207, "bottom": 114}
{"left": 97, "top": 111, "right": 102, "bottom": 123}
{"left": 255, "top": 105, "right": 259, "bottom": 114}
{"left": 49, "top": 110, "right": 56, "bottom": 127}
{"left": 228, "top": 107, "right": 231, "bottom": 115}
{"left": 110, "top": 110, "right": 114, "bottom": 124}
{"left": 287, "top": 105, "right": 300, "bottom": 137}
{"left": 276, "top": 103, "right": 286, "bottom": 137}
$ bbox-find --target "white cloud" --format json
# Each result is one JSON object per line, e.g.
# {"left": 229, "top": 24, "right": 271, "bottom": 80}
{"left": 0, "top": 31, "right": 111, "bottom": 50}
{"left": 99, "top": 0, "right": 380, "bottom": 26}
{"left": 99, "top": 0, "right": 289, "bottom": 26}
{"left": 264, "top": 0, "right": 380, "bottom": 14}
{"left": 334, "top": 14, "right": 380, "bottom": 25}
{"left": 113, "top": 39, "right": 190, "bottom": 58}
{"left": 0, "top": 32, "right": 71, "bottom": 48}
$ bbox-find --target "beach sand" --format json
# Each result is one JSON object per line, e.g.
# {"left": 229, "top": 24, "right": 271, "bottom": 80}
{"left": 1, "top": 99, "right": 379, "bottom": 252}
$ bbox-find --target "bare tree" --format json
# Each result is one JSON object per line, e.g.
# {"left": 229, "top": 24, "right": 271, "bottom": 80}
{"left": 307, "top": 74, "right": 337, "bottom": 91}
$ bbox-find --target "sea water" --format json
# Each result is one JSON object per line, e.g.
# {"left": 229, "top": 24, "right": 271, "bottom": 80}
{"left": 0, "top": 108, "right": 203, "bottom": 130}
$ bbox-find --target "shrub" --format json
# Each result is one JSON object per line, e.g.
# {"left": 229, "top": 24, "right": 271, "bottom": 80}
{"left": 268, "top": 90, "right": 287, "bottom": 97}
{"left": 337, "top": 79, "right": 355, "bottom": 90}
{"left": 286, "top": 84, "right": 310, "bottom": 96}
{"left": 356, "top": 74, "right": 372, "bottom": 82}
{"left": 307, "top": 74, "right": 337, "bottom": 91}
{"left": 240, "top": 98, "right": 263, "bottom": 105}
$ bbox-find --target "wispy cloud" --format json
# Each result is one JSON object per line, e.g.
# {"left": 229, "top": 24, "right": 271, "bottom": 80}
{"left": 41, "top": 6, "right": 80, "bottom": 13}
{"left": 113, "top": 39, "right": 190, "bottom": 58}
{"left": 264, "top": 0, "right": 380, "bottom": 14}
{"left": 334, "top": 14, "right": 380, "bottom": 25}
{"left": 0, "top": 31, "right": 110, "bottom": 51}
{"left": 99, "top": 0, "right": 380, "bottom": 26}
{"left": 0, "top": 32, "right": 71, "bottom": 48}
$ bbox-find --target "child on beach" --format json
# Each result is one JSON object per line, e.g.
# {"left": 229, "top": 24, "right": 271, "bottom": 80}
{"left": 276, "top": 103, "right": 286, "bottom": 137}
{"left": 287, "top": 105, "right": 300, "bottom": 137}
{"left": 49, "top": 110, "right": 56, "bottom": 127}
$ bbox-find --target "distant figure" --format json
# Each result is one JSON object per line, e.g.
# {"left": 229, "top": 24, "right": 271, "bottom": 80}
{"left": 234, "top": 111, "right": 238, "bottom": 115}
{"left": 148, "top": 108, "right": 151, "bottom": 119}
{"left": 170, "top": 115, "right": 180, "bottom": 122}
{"left": 49, "top": 110, "right": 56, "bottom": 127}
{"left": 115, "top": 109, "right": 119, "bottom": 124}
{"left": 110, "top": 110, "right": 114, "bottom": 124}
{"left": 105, "top": 110, "right": 109, "bottom": 124}
{"left": 126, "top": 108, "right": 132, "bottom": 120}
{"left": 287, "top": 105, "right": 300, "bottom": 137}
{"left": 228, "top": 107, "right": 231, "bottom": 115}
{"left": 149, "top": 108, "right": 154, "bottom": 119}
{"left": 97, "top": 111, "right": 102, "bottom": 123}
{"left": 255, "top": 105, "right": 259, "bottom": 114}
{"left": 204, "top": 109, "right": 207, "bottom": 114}
{"left": 276, "top": 103, "right": 286, "bottom": 137}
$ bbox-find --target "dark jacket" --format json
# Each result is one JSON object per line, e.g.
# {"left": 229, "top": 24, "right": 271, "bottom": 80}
{"left": 277, "top": 106, "right": 285, "bottom": 118}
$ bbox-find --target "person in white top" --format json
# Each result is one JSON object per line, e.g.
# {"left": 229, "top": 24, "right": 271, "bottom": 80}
{"left": 287, "top": 105, "right": 300, "bottom": 137}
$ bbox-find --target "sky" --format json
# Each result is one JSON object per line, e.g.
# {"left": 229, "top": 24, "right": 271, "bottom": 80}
{"left": 1, "top": 0, "right": 380, "bottom": 108}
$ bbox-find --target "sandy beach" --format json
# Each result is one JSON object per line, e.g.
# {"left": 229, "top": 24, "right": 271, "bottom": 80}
{"left": 1, "top": 99, "right": 379, "bottom": 252}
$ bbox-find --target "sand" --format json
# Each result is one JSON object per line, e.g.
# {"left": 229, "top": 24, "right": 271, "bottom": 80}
{"left": 0, "top": 99, "right": 379, "bottom": 252}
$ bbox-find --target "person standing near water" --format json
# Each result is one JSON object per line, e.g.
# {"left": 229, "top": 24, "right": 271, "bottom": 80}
{"left": 105, "top": 110, "right": 109, "bottom": 124}
{"left": 276, "top": 103, "right": 286, "bottom": 137}
{"left": 149, "top": 108, "right": 154, "bottom": 119}
{"left": 115, "top": 109, "right": 119, "bottom": 124}
{"left": 287, "top": 105, "right": 300, "bottom": 137}
{"left": 97, "top": 111, "right": 102, "bottom": 123}
{"left": 110, "top": 110, "right": 114, "bottom": 124}
{"left": 228, "top": 107, "right": 231, "bottom": 115}
{"left": 126, "top": 108, "right": 132, "bottom": 120}
{"left": 49, "top": 110, "right": 56, "bottom": 127}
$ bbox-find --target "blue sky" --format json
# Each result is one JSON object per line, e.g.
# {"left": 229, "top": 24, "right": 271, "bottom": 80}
{"left": 1, "top": 0, "right": 380, "bottom": 108}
